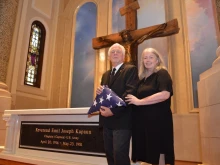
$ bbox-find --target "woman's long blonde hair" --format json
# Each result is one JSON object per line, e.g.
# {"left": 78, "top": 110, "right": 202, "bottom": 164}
{"left": 139, "top": 48, "right": 167, "bottom": 79}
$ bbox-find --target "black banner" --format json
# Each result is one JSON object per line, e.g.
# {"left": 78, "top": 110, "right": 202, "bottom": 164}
{"left": 19, "top": 121, "right": 105, "bottom": 157}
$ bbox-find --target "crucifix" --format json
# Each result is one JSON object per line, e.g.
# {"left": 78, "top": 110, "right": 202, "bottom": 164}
{"left": 92, "top": 0, "right": 180, "bottom": 66}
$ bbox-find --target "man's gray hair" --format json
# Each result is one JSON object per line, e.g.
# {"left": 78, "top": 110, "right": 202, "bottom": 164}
{"left": 108, "top": 43, "right": 126, "bottom": 58}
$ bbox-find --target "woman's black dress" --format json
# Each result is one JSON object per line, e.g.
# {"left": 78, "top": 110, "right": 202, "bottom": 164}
{"left": 132, "top": 69, "right": 175, "bottom": 165}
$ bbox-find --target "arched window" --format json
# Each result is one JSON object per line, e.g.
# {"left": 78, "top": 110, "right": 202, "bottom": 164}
{"left": 71, "top": 2, "right": 97, "bottom": 107}
{"left": 24, "top": 21, "right": 46, "bottom": 87}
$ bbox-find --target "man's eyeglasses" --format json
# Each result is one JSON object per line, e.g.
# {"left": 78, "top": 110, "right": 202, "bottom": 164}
{"left": 110, "top": 50, "right": 122, "bottom": 54}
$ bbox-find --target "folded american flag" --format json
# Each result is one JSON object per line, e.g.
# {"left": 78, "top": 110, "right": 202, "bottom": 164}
{"left": 88, "top": 86, "right": 126, "bottom": 114}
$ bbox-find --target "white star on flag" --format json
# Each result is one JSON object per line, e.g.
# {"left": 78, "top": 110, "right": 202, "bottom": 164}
{"left": 106, "top": 93, "right": 112, "bottom": 101}
{"left": 99, "top": 97, "right": 104, "bottom": 104}
{"left": 93, "top": 100, "right": 97, "bottom": 106}
{"left": 116, "top": 101, "right": 123, "bottom": 106}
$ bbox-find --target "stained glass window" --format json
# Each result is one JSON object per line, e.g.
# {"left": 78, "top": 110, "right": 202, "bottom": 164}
{"left": 24, "top": 21, "right": 46, "bottom": 87}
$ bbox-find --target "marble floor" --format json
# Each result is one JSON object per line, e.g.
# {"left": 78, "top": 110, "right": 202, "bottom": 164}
{"left": 133, "top": 161, "right": 199, "bottom": 165}
{"left": 0, "top": 158, "right": 200, "bottom": 165}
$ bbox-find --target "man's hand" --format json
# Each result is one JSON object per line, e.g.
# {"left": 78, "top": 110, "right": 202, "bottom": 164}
{"left": 96, "top": 86, "right": 104, "bottom": 95}
{"left": 100, "top": 106, "right": 113, "bottom": 117}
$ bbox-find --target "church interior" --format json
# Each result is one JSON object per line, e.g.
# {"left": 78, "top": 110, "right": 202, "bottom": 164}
{"left": 0, "top": 0, "right": 220, "bottom": 165}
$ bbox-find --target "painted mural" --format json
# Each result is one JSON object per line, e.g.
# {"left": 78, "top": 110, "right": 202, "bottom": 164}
{"left": 112, "top": 0, "right": 168, "bottom": 67}
{"left": 112, "top": 0, "right": 125, "bottom": 33}
{"left": 185, "top": 0, "right": 218, "bottom": 107}
{"left": 71, "top": 2, "right": 97, "bottom": 108}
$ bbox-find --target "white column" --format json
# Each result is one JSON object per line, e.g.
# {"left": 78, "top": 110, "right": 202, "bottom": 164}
{"left": 2, "top": 114, "right": 18, "bottom": 154}
{"left": 0, "top": 82, "right": 12, "bottom": 151}
{"left": 198, "top": 46, "right": 220, "bottom": 165}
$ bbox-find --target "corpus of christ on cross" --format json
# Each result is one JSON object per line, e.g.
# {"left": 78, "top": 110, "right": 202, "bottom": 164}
{"left": 92, "top": 0, "right": 180, "bottom": 66}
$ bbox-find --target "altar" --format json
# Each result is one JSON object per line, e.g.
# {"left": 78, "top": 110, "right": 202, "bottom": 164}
{"left": 0, "top": 108, "right": 107, "bottom": 165}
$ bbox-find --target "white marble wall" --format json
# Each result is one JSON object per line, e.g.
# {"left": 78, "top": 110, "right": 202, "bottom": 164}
{"left": 197, "top": 47, "right": 220, "bottom": 165}
{"left": 173, "top": 114, "right": 201, "bottom": 162}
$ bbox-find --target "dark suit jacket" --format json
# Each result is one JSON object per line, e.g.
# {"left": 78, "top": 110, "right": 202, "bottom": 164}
{"left": 99, "top": 63, "right": 139, "bottom": 129}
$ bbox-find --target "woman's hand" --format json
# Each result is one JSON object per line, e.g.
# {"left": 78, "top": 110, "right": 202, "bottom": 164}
{"left": 125, "top": 94, "right": 141, "bottom": 105}
{"left": 96, "top": 86, "right": 104, "bottom": 95}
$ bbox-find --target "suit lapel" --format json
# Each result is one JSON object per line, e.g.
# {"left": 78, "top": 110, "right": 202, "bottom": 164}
{"left": 106, "top": 71, "right": 111, "bottom": 86}
{"left": 109, "top": 64, "right": 125, "bottom": 87}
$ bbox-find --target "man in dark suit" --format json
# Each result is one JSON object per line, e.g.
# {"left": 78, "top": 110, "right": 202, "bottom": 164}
{"left": 96, "top": 43, "right": 139, "bottom": 165}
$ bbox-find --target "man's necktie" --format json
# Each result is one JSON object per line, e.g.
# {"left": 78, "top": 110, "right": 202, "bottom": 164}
{"left": 111, "top": 68, "right": 116, "bottom": 76}
{"left": 109, "top": 68, "right": 116, "bottom": 84}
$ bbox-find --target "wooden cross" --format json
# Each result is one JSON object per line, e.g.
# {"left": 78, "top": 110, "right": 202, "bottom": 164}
{"left": 92, "top": 0, "right": 180, "bottom": 66}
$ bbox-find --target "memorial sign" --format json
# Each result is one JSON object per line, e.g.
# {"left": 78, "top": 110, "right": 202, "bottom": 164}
{"left": 19, "top": 121, "right": 105, "bottom": 157}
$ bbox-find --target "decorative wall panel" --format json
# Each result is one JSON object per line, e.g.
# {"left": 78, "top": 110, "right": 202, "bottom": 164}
{"left": 0, "top": 0, "right": 18, "bottom": 82}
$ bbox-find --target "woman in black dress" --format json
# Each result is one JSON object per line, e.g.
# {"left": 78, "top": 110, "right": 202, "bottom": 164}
{"left": 125, "top": 48, "right": 174, "bottom": 165}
